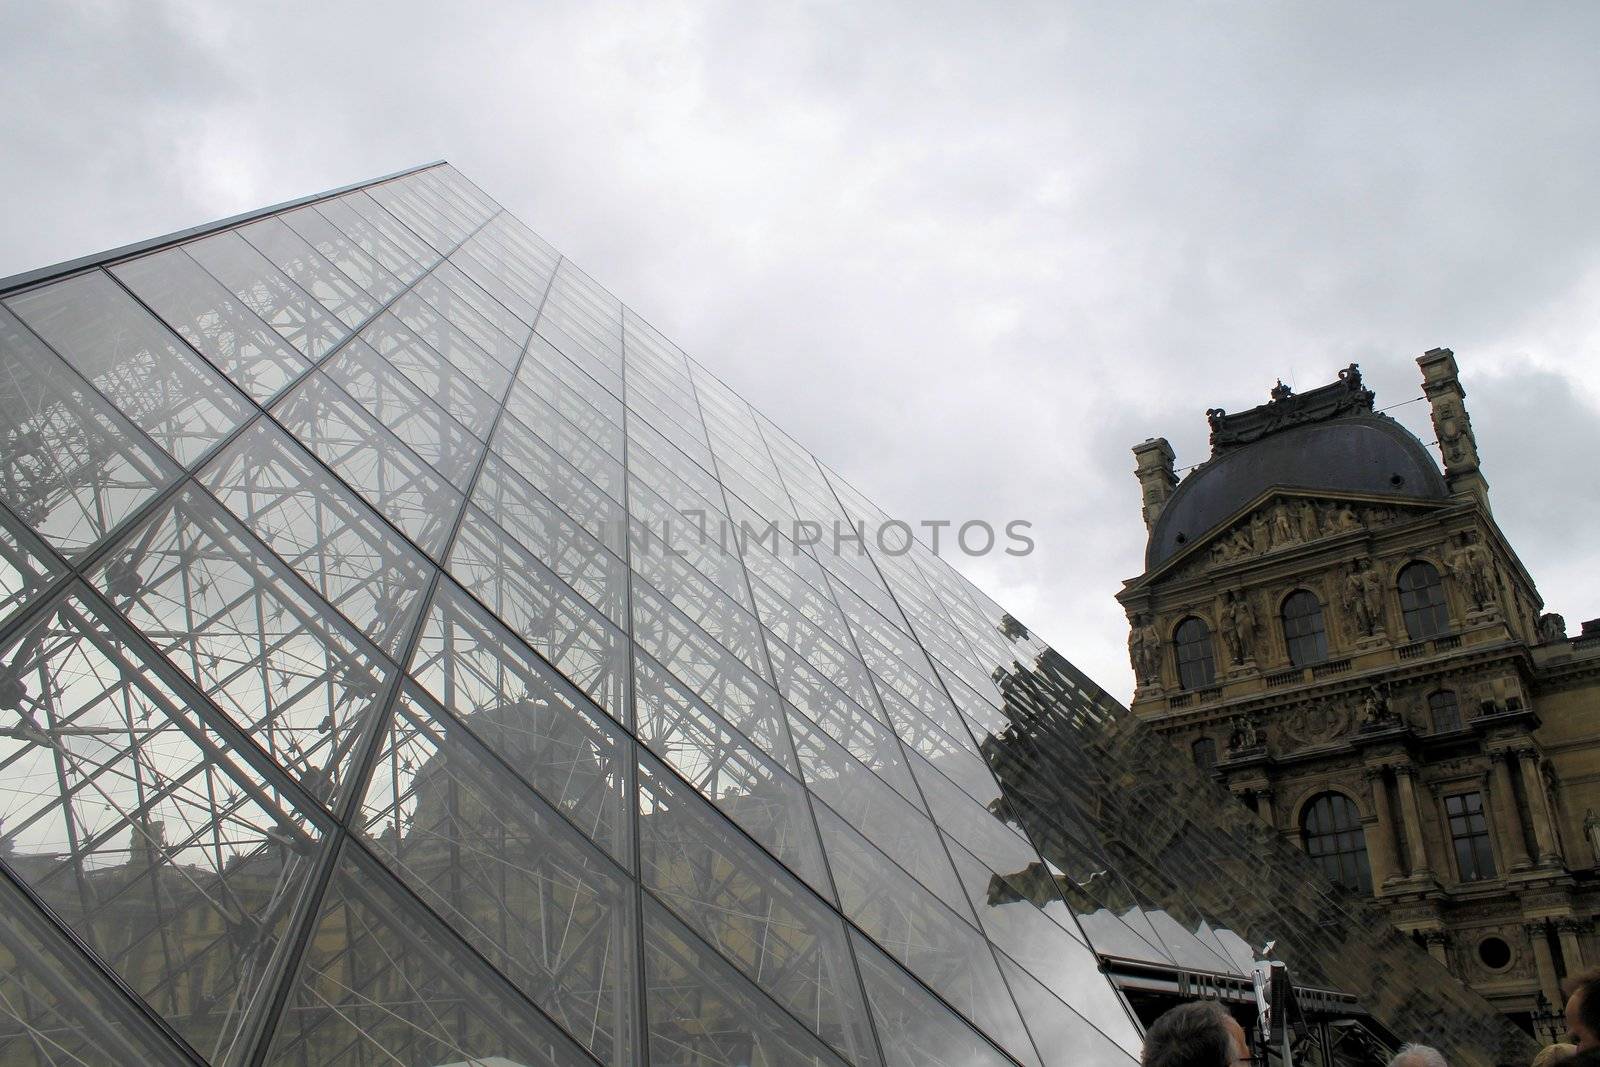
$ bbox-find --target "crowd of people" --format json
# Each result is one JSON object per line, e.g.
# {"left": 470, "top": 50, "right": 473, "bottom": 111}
{"left": 1138, "top": 967, "right": 1600, "bottom": 1067}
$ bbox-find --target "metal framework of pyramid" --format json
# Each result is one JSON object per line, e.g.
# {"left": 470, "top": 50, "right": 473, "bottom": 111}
{"left": 0, "top": 162, "right": 1532, "bottom": 1067}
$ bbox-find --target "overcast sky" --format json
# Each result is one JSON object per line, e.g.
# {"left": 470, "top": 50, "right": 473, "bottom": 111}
{"left": 3, "top": 1, "right": 1596, "bottom": 699}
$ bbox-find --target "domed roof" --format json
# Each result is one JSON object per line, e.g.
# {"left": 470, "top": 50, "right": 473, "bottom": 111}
{"left": 1146, "top": 381, "right": 1448, "bottom": 571}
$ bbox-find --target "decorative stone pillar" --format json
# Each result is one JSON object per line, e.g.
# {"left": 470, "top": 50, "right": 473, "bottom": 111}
{"left": 1255, "top": 788, "right": 1277, "bottom": 830}
{"left": 1132, "top": 438, "right": 1179, "bottom": 532}
{"left": 1393, "top": 765, "right": 1434, "bottom": 879}
{"left": 1363, "top": 767, "right": 1401, "bottom": 888}
{"left": 1490, "top": 752, "right": 1533, "bottom": 872}
{"left": 1557, "top": 918, "right": 1588, "bottom": 973}
{"left": 1518, "top": 748, "right": 1563, "bottom": 867}
{"left": 1421, "top": 929, "right": 1451, "bottom": 968}
{"left": 1417, "top": 347, "right": 1491, "bottom": 510}
{"left": 1525, "top": 921, "right": 1564, "bottom": 1006}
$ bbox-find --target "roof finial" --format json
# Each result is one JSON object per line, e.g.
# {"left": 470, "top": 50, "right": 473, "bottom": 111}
{"left": 1270, "top": 379, "right": 1294, "bottom": 402}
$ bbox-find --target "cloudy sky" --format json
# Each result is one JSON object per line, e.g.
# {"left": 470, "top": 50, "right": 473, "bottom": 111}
{"left": 3, "top": 1, "right": 1596, "bottom": 698}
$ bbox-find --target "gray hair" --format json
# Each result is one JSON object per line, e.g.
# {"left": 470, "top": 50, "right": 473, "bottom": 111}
{"left": 1386, "top": 1044, "right": 1449, "bottom": 1067}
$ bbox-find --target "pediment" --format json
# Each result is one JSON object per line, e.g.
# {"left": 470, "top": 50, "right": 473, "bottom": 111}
{"left": 1134, "top": 489, "right": 1450, "bottom": 588}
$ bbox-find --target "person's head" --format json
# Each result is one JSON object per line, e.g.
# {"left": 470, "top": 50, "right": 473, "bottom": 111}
{"left": 1141, "top": 1000, "right": 1248, "bottom": 1067}
{"left": 1565, "top": 967, "right": 1600, "bottom": 1050}
{"left": 1532, "top": 1042, "right": 1577, "bottom": 1067}
{"left": 1386, "top": 1044, "right": 1448, "bottom": 1067}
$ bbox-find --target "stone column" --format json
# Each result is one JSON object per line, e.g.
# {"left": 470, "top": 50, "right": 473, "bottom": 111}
{"left": 1393, "top": 766, "right": 1433, "bottom": 878}
{"left": 1518, "top": 748, "right": 1563, "bottom": 867}
{"left": 1557, "top": 918, "right": 1588, "bottom": 973}
{"left": 1526, "top": 921, "right": 1564, "bottom": 1006}
{"left": 1418, "top": 347, "right": 1491, "bottom": 510}
{"left": 1363, "top": 767, "right": 1401, "bottom": 888}
{"left": 1132, "top": 438, "right": 1178, "bottom": 532}
{"left": 1255, "top": 788, "right": 1277, "bottom": 830}
{"left": 1490, "top": 752, "right": 1532, "bottom": 872}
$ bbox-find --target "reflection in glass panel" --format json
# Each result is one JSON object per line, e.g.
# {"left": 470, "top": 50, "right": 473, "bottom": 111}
{"left": 448, "top": 507, "right": 629, "bottom": 718}
{"left": 633, "top": 650, "right": 826, "bottom": 894}
{"left": 277, "top": 204, "right": 406, "bottom": 304}
{"left": 408, "top": 581, "right": 630, "bottom": 863}
{"left": 0, "top": 307, "right": 176, "bottom": 554}
{"left": 642, "top": 895, "right": 850, "bottom": 1067}
{"left": 0, "top": 502, "right": 61, "bottom": 629}
{"left": 852, "top": 932, "right": 1014, "bottom": 1067}
{"left": 638, "top": 753, "right": 880, "bottom": 1066}
{"left": 312, "top": 191, "right": 435, "bottom": 283}
{"left": 201, "top": 420, "right": 432, "bottom": 658}
{"left": 0, "top": 865, "right": 194, "bottom": 1066}
{"left": 238, "top": 217, "right": 379, "bottom": 328}
{"left": 994, "top": 952, "right": 1137, "bottom": 1067}
{"left": 114, "top": 247, "right": 313, "bottom": 403}
{"left": 272, "top": 371, "right": 463, "bottom": 557}
{"left": 9, "top": 271, "right": 250, "bottom": 465}
{"left": 359, "top": 311, "right": 498, "bottom": 440}
{"left": 262, "top": 843, "right": 592, "bottom": 1067}
{"left": 472, "top": 452, "right": 628, "bottom": 626}
{"left": 320, "top": 337, "right": 484, "bottom": 486}
{"left": 184, "top": 231, "right": 348, "bottom": 359}
{"left": 91, "top": 486, "right": 391, "bottom": 809}
{"left": 0, "top": 591, "right": 325, "bottom": 1065}
{"left": 813, "top": 805, "right": 1040, "bottom": 1067}
{"left": 358, "top": 685, "right": 637, "bottom": 1066}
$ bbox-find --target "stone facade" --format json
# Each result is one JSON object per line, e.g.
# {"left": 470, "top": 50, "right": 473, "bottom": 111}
{"left": 1119, "top": 351, "right": 1600, "bottom": 1040}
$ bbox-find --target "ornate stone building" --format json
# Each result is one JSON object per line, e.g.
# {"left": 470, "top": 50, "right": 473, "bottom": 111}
{"left": 1119, "top": 351, "right": 1600, "bottom": 1039}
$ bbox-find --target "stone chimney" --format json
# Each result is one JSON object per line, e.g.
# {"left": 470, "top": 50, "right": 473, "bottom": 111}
{"left": 1418, "top": 348, "right": 1491, "bottom": 512}
{"left": 1132, "top": 437, "right": 1179, "bottom": 531}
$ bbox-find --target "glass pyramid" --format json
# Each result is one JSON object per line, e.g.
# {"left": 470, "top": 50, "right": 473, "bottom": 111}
{"left": 0, "top": 163, "right": 1532, "bottom": 1067}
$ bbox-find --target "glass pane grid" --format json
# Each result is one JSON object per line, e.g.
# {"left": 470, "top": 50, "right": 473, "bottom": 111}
{"left": 4, "top": 161, "right": 1525, "bottom": 1067}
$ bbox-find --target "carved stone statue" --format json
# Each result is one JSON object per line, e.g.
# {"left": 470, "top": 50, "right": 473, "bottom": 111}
{"left": 1227, "top": 714, "right": 1262, "bottom": 753}
{"left": 1295, "top": 498, "right": 1319, "bottom": 541}
{"left": 1359, "top": 560, "right": 1387, "bottom": 636}
{"left": 1433, "top": 396, "right": 1477, "bottom": 469}
{"left": 1269, "top": 500, "right": 1295, "bottom": 548}
{"left": 1342, "top": 563, "right": 1379, "bottom": 638}
{"left": 1447, "top": 535, "right": 1496, "bottom": 612}
{"left": 1221, "top": 591, "right": 1257, "bottom": 666}
{"left": 1128, "top": 613, "right": 1163, "bottom": 687}
{"left": 1332, "top": 502, "right": 1361, "bottom": 532}
{"left": 1250, "top": 511, "right": 1271, "bottom": 554}
{"left": 1359, "top": 685, "right": 1396, "bottom": 730}
{"left": 1539, "top": 613, "right": 1569, "bottom": 644}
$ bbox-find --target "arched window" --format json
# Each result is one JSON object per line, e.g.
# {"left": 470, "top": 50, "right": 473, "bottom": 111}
{"left": 1281, "top": 590, "right": 1329, "bottom": 667}
{"left": 1398, "top": 561, "right": 1450, "bottom": 640}
{"left": 1191, "top": 737, "right": 1217, "bottom": 772}
{"left": 1172, "top": 617, "right": 1217, "bottom": 690}
{"left": 1301, "top": 793, "right": 1372, "bottom": 894}
{"left": 1428, "top": 690, "right": 1461, "bottom": 733}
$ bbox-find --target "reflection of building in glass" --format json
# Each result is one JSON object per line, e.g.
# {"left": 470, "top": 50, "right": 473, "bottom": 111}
{"left": 1122, "top": 361, "right": 1600, "bottom": 1045}
{"left": 0, "top": 164, "right": 1535, "bottom": 1067}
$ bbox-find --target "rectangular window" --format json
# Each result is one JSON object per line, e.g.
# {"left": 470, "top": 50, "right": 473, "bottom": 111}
{"left": 1445, "top": 792, "right": 1497, "bottom": 882}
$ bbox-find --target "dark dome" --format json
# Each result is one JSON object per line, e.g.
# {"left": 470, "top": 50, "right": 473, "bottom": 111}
{"left": 1147, "top": 415, "right": 1448, "bottom": 569}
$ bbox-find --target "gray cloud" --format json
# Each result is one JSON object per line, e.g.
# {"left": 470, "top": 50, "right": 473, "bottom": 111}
{"left": 3, "top": 0, "right": 1596, "bottom": 695}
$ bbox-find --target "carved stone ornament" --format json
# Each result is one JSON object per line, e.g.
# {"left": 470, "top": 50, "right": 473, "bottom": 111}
{"left": 1281, "top": 701, "right": 1352, "bottom": 747}
{"left": 1206, "top": 363, "right": 1376, "bottom": 453}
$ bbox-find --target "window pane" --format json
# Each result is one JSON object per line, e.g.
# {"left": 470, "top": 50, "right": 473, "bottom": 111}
{"left": 638, "top": 753, "right": 880, "bottom": 1066}
{"left": 185, "top": 231, "right": 348, "bottom": 359}
{"left": 262, "top": 843, "right": 593, "bottom": 1067}
{"left": 357, "top": 685, "right": 637, "bottom": 1066}
{"left": 0, "top": 591, "right": 327, "bottom": 1064}
{"left": 0, "top": 307, "right": 176, "bottom": 554}
{"left": 114, "top": 246, "right": 312, "bottom": 403}
{"left": 91, "top": 486, "right": 391, "bottom": 808}
{"left": 10, "top": 272, "right": 250, "bottom": 466}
